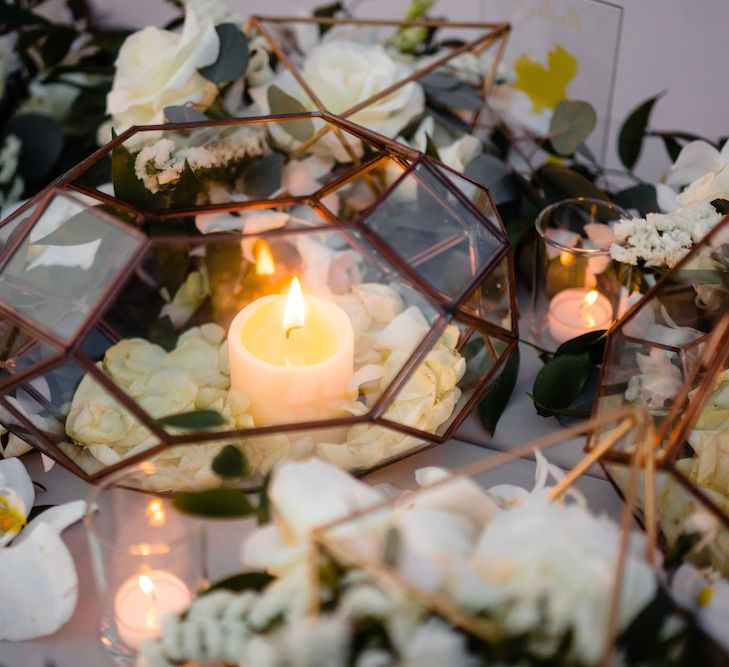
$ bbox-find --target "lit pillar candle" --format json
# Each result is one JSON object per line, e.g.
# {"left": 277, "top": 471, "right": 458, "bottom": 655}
{"left": 228, "top": 278, "right": 355, "bottom": 425}
{"left": 114, "top": 571, "right": 191, "bottom": 650}
{"left": 547, "top": 288, "right": 611, "bottom": 345}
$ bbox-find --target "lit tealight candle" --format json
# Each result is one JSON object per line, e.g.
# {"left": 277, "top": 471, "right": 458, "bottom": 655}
{"left": 228, "top": 277, "right": 354, "bottom": 425}
{"left": 547, "top": 288, "right": 612, "bottom": 345}
{"left": 114, "top": 571, "right": 191, "bottom": 650}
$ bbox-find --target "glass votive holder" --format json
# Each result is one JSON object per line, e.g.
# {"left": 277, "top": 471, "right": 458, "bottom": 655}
{"left": 84, "top": 462, "right": 206, "bottom": 666}
{"left": 531, "top": 197, "right": 629, "bottom": 349}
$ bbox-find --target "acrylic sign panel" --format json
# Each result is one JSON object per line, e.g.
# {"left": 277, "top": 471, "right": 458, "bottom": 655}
{"left": 481, "top": 0, "right": 622, "bottom": 161}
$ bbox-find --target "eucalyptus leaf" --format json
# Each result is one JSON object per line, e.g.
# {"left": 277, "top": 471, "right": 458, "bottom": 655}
{"left": 618, "top": 93, "right": 663, "bottom": 171}
{"left": 478, "top": 346, "right": 520, "bottom": 436}
{"left": 383, "top": 527, "right": 401, "bottom": 567}
{"left": 532, "top": 352, "right": 591, "bottom": 417}
{"left": 242, "top": 152, "right": 285, "bottom": 198}
{"left": 32, "top": 210, "right": 108, "bottom": 246}
{"left": 164, "top": 106, "right": 209, "bottom": 123}
{"left": 419, "top": 71, "right": 461, "bottom": 90}
{"left": 549, "top": 100, "right": 597, "bottom": 156}
{"left": 540, "top": 164, "right": 610, "bottom": 202}
{"left": 172, "top": 488, "right": 256, "bottom": 518}
{"left": 203, "top": 571, "right": 274, "bottom": 595}
{"left": 156, "top": 410, "right": 226, "bottom": 430}
{"left": 0, "top": 4, "right": 51, "bottom": 27}
{"left": 211, "top": 445, "right": 250, "bottom": 479}
{"left": 267, "top": 86, "right": 314, "bottom": 141}
{"left": 313, "top": 1, "right": 344, "bottom": 35}
{"left": 425, "top": 83, "right": 482, "bottom": 112}
{"left": 199, "top": 24, "right": 249, "bottom": 84}
{"left": 464, "top": 153, "right": 518, "bottom": 205}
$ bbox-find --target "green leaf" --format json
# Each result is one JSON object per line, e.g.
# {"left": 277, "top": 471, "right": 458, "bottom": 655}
{"left": 464, "top": 153, "right": 518, "bottom": 205}
{"left": 211, "top": 445, "right": 250, "bottom": 479}
{"left": 169, "top": 160, "right": 203, "bottom": 209}
{"left": 549, "top": 100, "right": 597, "bottom": 156}
{"left": 156, "top": 410, "right": 226, "bottom": 430}
{"left": 383, "top": 527, "right": 401, "bottom": 567}
{"left": 614, "top": 184, "right": 659, "bottom": 216}
{"left": 199, "top": 24, "right": 249, "bottom": 84}
{"left": 313, "top": 1, "right": 344, "bottom": 35}
{"left": 257, "top": 472, "right": 272, "bottom": 525}
{"left": 424, "top": 82, "right": 482, "bottom": 112}
{"left": 532, "top": 352, "right": 591, "bottom": 417}
{"left": 6, "top": 114, "right": 64, "bottom": 184}
{"left": 555, "top": 330, "right": 607, "bottom": 364}
{"left": 0, "top": 5, "right": 51, "bottom": 27}
{"left": 203, "top": 571, "right": 274, "bottom": 595}
{"left": 32, "top": 210, "right": 108, "bottom": 246}
{"left": 477, "top": 346, "right": 520, "bottom": 436}
{"left": 164, "top": 106, "right": 209, "bottom": 123}
{"left": 424, "top": 133, "right": 440, "bottom": 159}
{"left": 618, "top": 93, "right": 663, "bottom": 171}
{"left": 111, "top": 131, "right": 159, "bottom": 209}
{"left": 539, "top": 164, "right": 610, "bottom": 201}
{"left": 172, "top": 488, "right": 256, "bottom": 518}
{"left": 505, "top": 215, "right": 536, "bottom": 249}
{"left": 242, "top": 152, "right": 285, "bottom": 198}
{"left": 267, "top": 86, "right": 315, "bottom": 141}
{"left": 40, "top": 26, "right": 77, "bottom": 67}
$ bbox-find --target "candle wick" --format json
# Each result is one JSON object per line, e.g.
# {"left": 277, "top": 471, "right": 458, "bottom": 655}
{"left": 285, "top": 325, "right": 303, "bottom": 339}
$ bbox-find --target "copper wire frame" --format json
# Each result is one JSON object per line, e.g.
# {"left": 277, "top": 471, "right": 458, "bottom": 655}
{"left": 246, "top": 14, "right": 512, "bottom": 146}
{"left": 0, "top": 111, "right": 518, "bottom": 485}
{"left": 311, "top": 406, "right": 658, "bottom": 667}
{"left": 590, "top": 215, "right": 729, "bottom": 531}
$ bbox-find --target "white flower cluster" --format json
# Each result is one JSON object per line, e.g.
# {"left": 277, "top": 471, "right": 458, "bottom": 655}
{"left": 610, "top": 201, "right": 723, "bottom": 268}
{"left": 139, "top": 457, "right": 657, "bottom": 667}
{"left": 64, "top": 283, "right": 466, "bottom": 483}
{"left": 64, "top": 324, "right": 252, "bottom": 488}
{"left": 134, "top": 126, "right": 270, "bottom": 194}
{"left": 0, "top": 135, "right": 24, "bottom": 208}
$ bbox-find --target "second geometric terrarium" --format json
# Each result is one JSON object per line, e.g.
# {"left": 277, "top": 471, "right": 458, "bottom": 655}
{"left": 0, "top": 112, "right": 516, "bottom": 491}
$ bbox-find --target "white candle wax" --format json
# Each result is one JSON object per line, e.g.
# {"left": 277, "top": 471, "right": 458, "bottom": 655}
{"left": 547, "top": 288, "right": 612, "bottom": 345}
{"left": 228, "top": 280, "right": 354, "bottom": 425}
{"left": 114, "top": 570, "right": 191, "bottom": 650}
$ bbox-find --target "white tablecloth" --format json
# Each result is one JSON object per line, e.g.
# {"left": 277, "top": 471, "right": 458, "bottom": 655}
{"left": 0, "top": 343, "right": 625, "bottom": 666}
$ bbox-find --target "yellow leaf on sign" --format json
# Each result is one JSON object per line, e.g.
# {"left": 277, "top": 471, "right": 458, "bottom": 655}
{"left": 512, "top": 45, "right": 578, "bottom": 114}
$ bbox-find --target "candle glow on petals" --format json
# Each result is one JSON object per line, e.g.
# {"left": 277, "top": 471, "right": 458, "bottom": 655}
{"left": 254, "top": 240, "right": 275, "bottom": 276}
{"left": 145, "top": 499, "right": 166, "bottom": 527}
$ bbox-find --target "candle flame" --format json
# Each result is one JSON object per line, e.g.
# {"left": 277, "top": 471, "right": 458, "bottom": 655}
{"left": 283, "top": 277, "right": 305, "bottom": 339}
{"left": 559, "top": 251, "right": 574, "bottom": 266}
{"left": 583, "top": 290, "right": 599, "bottom": 306}
{"left": 138, "top": 575, "right": 155, "bottom": 596}
{"left": 145, "top": 499, "right": 166, "bottom": 527}
{"left": 254, "top": 240, "right": 275, "bottom": 276}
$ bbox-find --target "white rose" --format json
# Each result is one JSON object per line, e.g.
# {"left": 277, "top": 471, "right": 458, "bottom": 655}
{"left": 105, "top": 8, "right": 219, "bottom": 138}
{"left": 102, "top": 338, "right": 167, "bottom": 388}
{"left": 257, "top": 39, "right": 424, "bottom": 161}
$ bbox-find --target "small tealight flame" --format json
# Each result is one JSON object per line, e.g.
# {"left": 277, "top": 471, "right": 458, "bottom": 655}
{"left": 559, "top": 251, "right": 574, "bottom": 266}
{"left": 145, "top": 499, "right": 166, "bottom": 527}
{"left": 138, "top": 575, "right": 155, "bottom": 597}
{"left": 283, "top": 277, "right": 305, "bottom": 339}
{"left": 254, "top": 240, "right": 275, "bottom": 276}
{"left": 583, "top": 290, "right": 599, "bottom": 307}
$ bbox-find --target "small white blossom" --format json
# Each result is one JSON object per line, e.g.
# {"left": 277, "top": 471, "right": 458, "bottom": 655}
{"left": 610, "top": 202, "right": 722, "bottom": 268}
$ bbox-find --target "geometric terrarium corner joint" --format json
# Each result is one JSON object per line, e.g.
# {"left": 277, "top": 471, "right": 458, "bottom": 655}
{"left": 0, "top": 112, "right": 517, "bottom": 492}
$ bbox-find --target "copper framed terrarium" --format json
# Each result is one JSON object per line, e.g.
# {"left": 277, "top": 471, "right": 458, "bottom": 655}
{"left": 246, "top": 14, "right": 511, "bottom": 145}
{"left": 0, "top": 111, "right": 517, "bottom": 492}
{"left": 591, "top": 215, "right": 729, "bottom": 575}
{"left": 311, "top": 406, "right": 664, "bottom": 666}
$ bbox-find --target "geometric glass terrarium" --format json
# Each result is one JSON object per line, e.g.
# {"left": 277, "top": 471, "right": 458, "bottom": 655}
{"left": 311, "top": 406, "right": 662, "bottom": 666}
{"left": 593, "top": 215, "right": 729, "bottom": 575}
{"left": 0, "top": 112, "right": 516, "bottom": 492}
{"left": 248, "top": 14, "right": 511, "bottom": 136}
